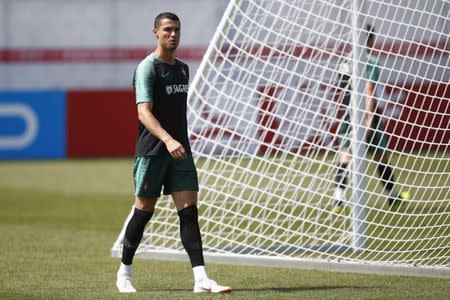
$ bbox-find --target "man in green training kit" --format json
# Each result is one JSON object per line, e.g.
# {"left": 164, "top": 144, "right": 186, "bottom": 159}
{"left": 116, "top": 12, "right": 231, "bottom": 294}
{"left": 333, "top": 24, "right": 410, "bottom": 214}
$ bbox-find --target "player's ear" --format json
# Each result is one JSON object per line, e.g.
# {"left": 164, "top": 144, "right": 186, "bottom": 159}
{"left": 153, "top": 28, "right": 158, "bottom": 39}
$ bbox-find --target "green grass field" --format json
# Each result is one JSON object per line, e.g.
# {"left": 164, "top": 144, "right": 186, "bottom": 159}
{"left": 1, "top": 159, "right": 449, "bottom": 299}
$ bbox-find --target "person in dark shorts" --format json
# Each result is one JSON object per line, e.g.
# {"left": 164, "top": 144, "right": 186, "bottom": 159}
{"left": 333, "top": 24, "right": 410, "bottom": 214}
{"left": 115, "top": 12, "right": 231, "bottom": 294}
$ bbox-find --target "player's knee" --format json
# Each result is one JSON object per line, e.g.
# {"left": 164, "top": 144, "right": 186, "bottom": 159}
{"left": 134, "top": 196, "right": 157, "bottom": 211}
{"left": 173, "top": 191, "right": 198, "bottom": 211}
{"left": 178, "top": 206, "right": 201, "bottom": 235}
{"left": 374, "top": 150, "right": 390, "bottom": 163}
{"left": 177, "top": 205, "right": 198, "bottom": 219}
{"left": 177, "top": 200, "right": 197, "bottom": 211}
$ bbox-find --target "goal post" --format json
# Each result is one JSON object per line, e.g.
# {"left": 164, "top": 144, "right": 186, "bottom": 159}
{"left": 349, "top": 0, "right": 368, "bottom": 250}
{"left": 112, "top": 0, "right": 450, "bottom": 277}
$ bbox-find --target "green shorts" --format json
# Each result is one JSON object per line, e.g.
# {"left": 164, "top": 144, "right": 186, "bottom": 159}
{"left": 338, "top": 114, "right": 388, "bottom": 155}
{"left": 133, "top": 153, "right": 199, "bottom": 197}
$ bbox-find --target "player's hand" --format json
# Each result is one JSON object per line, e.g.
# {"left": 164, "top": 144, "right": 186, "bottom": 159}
{"left": 165, "top": 138, "right": 187, "bottom": 160}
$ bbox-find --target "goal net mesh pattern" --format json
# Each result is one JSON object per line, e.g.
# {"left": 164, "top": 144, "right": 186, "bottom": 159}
{"left": 113, "top": 0, "right": 449, "bottom": 273}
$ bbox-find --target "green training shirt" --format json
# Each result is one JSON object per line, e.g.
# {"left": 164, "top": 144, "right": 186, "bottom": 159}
{"left": 365, "top": 53, "right": 379, "bottom": 83}
{"left": 133, "top": 53, "right": 191, "bottom": 156}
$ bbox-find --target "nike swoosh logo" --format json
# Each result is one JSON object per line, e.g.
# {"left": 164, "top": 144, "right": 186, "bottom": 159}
{"left": 162, "top": 72, "right": 169, "bottom": 78}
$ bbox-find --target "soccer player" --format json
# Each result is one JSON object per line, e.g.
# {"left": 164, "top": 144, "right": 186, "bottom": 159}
{"left": 333, "top": 24, "right": 410, "bottom": 214}
{"left": 115, "top": 12, "right": 231, "bottom": 294}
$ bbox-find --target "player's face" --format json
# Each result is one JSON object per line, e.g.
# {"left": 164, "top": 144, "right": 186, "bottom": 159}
{"left": 153, "top": 18, "right": 181, "bottom": 51}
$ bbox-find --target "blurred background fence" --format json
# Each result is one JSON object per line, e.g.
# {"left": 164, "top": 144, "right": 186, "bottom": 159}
{"left": 0, "top": 0, "right": 448, "bottom": 159}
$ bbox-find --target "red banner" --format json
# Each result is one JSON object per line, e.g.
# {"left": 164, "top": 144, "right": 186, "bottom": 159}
{"left": 67, "top": 90, "right": 136, "bottom": 157}
{"left": 385, "top": 82, "right": 450, "bottom": 151}
{"left": 64, "top": 83, "right": 448, "bottom": 158}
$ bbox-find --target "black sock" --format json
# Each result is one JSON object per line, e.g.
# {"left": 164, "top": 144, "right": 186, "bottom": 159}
{"left": 178, "top": 205, "right": 205, "bottom": 268}
{"left": 335, "top": 163, "right": 348, "bottom": 189}
{"left": 377, "top": 163, "right": 395, "bottom": 192}
{"left": 121, "top": 208, "right": 153, "bottom": 265}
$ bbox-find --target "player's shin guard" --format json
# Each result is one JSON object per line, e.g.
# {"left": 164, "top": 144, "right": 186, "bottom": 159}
{"left": 178, "top": 205, "right": 205, "bottom": 268}
{"left": 121, "top": 208, "right": 153, "bottom": 265}
{"left": 377, "top": 163, "right": 395, "bottom": 192}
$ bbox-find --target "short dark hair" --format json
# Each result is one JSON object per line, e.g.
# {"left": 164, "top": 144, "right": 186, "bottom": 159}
{"left": 154, "top": 12, "right": 180, "bottom": 28}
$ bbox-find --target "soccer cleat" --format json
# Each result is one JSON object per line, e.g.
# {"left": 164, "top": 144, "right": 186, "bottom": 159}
{"left": 400, "top": 191, "right": 411, "bottom": 201}
{"left": 193, "top": 279, "right": 232, "bottom": 294}
{"left": 332, "top": 189, "right": 346, "bottom": 214}
{"left": 116, "top": 272, "right": 137, "bottom": 293}
{"left": 333, "top": 202, "right": 344, "bottom": 214}
{"left": 388, "top": 191, "right": 410, "bottom": 210}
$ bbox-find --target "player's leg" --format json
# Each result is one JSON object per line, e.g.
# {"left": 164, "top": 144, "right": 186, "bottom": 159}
{"left": 168, "top": 155, "right": 231, "bottom": 293}
{"left": 117, "top": 196, "right": 156, "bottom": 293}
{"left": 116, "top": 156, "right": 166, "bottom": 293}
{"left": 333, "top": 118, "right": 352, "bottom": 213}
{"left": 173, "top": 190, "right": 202, "bottom": 268}
{"left": 374, "top": 150, "right": 410, "bottom": 209}
{"left": 334, "top": 151, "right": 351, "bottom": 213}
{"left": 123, "top": 197, "right": 157, "bottom": 265}
{"left": 369, "top": 123, "right": 410, "bottom": 209}
{"left": 172, "top": 191, "right": 231, "bottom": 293}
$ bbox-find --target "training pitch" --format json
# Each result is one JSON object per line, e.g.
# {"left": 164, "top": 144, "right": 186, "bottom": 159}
{"left": 0, "top": 158, "right": 449, "bottom": 299}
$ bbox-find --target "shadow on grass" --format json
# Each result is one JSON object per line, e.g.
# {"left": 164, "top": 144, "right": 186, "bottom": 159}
{"left": 143, "top": 285, "right": 380, "bottom": 293}
{"left": 234, "top": 285, "right": 380, "bottom": 293}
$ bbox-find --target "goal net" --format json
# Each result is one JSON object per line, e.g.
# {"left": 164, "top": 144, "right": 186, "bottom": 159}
{"left": 112, "top": 0, "right": 450, "bottom": 277}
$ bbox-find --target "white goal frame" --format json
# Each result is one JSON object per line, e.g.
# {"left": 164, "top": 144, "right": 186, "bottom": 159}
{"left": 112, "top": 0, "right": 450, "bottom": 278}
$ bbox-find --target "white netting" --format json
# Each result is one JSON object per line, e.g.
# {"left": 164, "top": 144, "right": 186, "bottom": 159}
{"left": 112, "top": 0, "right": 450, "bottom": 275}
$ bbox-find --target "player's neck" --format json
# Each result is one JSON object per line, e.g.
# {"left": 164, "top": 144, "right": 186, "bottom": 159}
{"left": 153, "top": 48, "right": 176, "bottom": 65}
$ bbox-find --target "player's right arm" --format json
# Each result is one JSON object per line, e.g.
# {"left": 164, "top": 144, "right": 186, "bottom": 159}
{"left": 364, "top": 55, "right": 379, "bottom": 133}
{"left": 134, "top": 57, "right": 186, "bottom": 160}
{"left": 365, "top": 81, "right": 376, "bottom": 130}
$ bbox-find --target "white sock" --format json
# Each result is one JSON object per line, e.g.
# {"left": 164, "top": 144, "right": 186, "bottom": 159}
{"left": 118, "top": 263, "right": 132, "bottom": 275}
{"left": 193, "top": 266, "right": 208, "bottom": 282}
{"left": 334, "top": 188, "right": 345, "bottom": 203}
